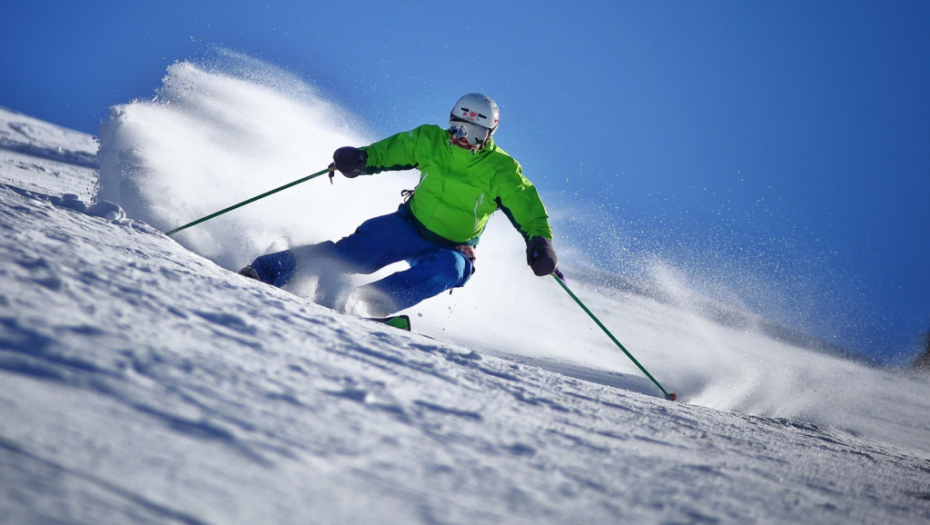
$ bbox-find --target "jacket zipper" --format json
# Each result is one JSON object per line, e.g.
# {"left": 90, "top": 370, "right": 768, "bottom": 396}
{"left": 474, "top": 194, "right": 484, "bottom": 230}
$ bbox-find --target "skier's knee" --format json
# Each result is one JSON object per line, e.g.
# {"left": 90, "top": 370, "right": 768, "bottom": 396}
{"left": 428, "top": 249, "right": 472, "bottom": 289}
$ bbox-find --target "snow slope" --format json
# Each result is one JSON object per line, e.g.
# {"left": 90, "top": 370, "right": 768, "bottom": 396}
{"left": 1, "top": 67, "right": 930, "bottom": 523}
{"left": 0, "top": 106, "right": 97, "bottom": 201}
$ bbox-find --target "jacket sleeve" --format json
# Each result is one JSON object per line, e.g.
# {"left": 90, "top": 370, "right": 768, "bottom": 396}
{"left": 494, "top": 163, "right": 554, "bottom": 243}
{"left": 359, "top": 126, "right": 427, "bottom": 174}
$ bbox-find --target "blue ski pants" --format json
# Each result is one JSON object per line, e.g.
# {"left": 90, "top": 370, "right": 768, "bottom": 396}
{"left": 249, "top": 207, "right": 474, "bottom": 313}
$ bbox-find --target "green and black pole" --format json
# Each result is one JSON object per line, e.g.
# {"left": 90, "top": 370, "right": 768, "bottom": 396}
{"left": 552, "top": 273, "right": 677, "bottom": 401}
{"left": 164, "top": 166, "right": 334, "bottom": 236}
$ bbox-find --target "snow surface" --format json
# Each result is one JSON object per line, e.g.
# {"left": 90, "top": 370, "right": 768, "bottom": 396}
{"left": 0, "top": 106, "right": 97, "bottom": 202}
{"left": 2, "top": 56, "right": 930, "bottom": 523}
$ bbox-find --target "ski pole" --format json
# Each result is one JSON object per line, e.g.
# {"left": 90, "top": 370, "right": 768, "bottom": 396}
{"left": 551, "top": 273, "right": 677, "bottom": 401}
{"left": 164, "top": 166, "right": 334, "bottom": 236}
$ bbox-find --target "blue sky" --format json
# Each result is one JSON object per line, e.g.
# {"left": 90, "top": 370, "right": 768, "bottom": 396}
{"left": 2, "top": 1, "right": 928, "bottom": 362}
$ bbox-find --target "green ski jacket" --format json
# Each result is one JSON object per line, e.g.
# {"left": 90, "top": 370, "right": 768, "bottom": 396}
{"left": 360, "top": 124, "right": 553, "bottom": 247}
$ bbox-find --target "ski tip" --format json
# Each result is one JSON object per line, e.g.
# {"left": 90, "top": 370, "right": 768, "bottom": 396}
{"left": 666, "top": 393, "right": 678, "bottom": 401}
{"left": 385, "top": 315, "right": 412, "bottom": 331}
{"left": 365, "top": 315, "right": 412, "bottom": 331}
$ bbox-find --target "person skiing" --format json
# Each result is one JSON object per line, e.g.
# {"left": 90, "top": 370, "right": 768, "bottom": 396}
{"left": 238, "top": 93, "right": 558, "bottom": 317}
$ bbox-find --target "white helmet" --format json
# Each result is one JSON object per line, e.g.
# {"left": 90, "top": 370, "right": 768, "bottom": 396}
{"left": 449, "top": 93, "right": 500, "bottom": 149}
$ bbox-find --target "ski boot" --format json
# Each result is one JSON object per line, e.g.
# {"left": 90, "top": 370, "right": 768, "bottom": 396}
{"left": 238, "top": 265, "right": 260, "bottom": 280}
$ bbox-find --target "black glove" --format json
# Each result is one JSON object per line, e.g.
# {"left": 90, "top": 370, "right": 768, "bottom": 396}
{"left": 331, "top": 146, "right": 368, "bottom": 178}
{"left": 526, "top": 236, "right": 558, "bottom": 276}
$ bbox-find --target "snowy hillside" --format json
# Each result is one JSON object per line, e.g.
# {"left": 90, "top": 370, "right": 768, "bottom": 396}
{"left": 0, "top": 106, "right": 97, "bottom": 201}
{"left": 2, "top": 82, "right": 930, "bottom": 522}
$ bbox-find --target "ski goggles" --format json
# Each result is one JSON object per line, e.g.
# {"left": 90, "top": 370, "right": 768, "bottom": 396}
{"left": 449, "top": 118, "right": 491, "bottom": 147}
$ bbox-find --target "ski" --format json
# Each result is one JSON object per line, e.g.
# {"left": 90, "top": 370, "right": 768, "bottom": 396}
{"left": 365, "top": 315, "right": 411, "bottom": 331}
{"left": 236, "top": 268, "right": 412, "bottom": 331}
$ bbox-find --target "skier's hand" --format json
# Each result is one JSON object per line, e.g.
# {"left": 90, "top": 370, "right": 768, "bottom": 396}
{"left": 332, "top": 147, "right": 368, "bottom": 178}
{"left": 526, "top": 236, "right": 558, "bottom": 276}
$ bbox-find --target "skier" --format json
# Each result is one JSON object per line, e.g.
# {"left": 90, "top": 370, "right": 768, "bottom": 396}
{"left": 238, "top": 93, "right": 558, "bottom": 317}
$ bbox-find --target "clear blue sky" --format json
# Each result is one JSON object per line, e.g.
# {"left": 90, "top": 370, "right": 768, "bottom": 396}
{"left": 2, "top": 1, "right": 928, "bottom": 362}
